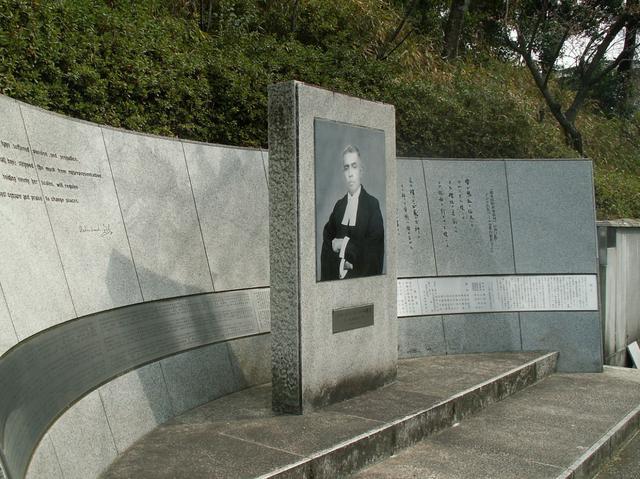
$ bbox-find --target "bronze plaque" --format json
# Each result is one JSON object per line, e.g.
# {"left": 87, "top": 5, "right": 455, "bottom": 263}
{"left": 332, "top": 304, "right": 374, "bottom": 333}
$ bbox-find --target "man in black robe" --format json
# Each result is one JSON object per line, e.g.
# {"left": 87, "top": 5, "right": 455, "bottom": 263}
{"left": 320, "top": 145, "right": 384, "bottom": 281}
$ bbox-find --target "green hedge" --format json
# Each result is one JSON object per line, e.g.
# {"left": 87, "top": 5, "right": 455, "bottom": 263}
{"left": 1, "top": 0, "right": 638, "bottom": 217}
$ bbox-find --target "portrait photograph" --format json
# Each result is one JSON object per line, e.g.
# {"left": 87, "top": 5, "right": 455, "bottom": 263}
{"left": 314, "top": 118, "right": 386, "bottom": 282}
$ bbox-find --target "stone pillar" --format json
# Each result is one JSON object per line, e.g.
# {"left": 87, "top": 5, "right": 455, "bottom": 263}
{"left": 268, "top": 81, "right": 397, "bottom": 413}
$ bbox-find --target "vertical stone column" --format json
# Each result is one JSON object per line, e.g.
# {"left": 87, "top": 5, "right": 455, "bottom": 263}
{"left": 268, "top": 81, "right": 397, "bottom": 413}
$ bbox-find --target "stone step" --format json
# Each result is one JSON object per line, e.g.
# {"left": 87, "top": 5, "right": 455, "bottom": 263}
{"left": 352, "top": 366, "right": 640, "bottom": 479}
{"left": 593, "top": 427, "right": 640, "bottom": 478}
{"left": 102, "top": 351, "right": 557, "bottom": 479}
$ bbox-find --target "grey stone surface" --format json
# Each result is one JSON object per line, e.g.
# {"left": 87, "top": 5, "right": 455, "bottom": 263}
{"left": 354, "top": 440, "right": 562, "bottom": 478}
{"left": 183, "top": 143, "right": 269, "bottom": 291}
{"left": 269, "top": 81, "right": 398, "bottom": 412}
{"left": 396, "top": 159, "right": 436, "bottom": 277}
{"left": 0, "top": 290, "right": 17, "bottom": 357}
{"left": 102, "top": 128, "right": 213, "bottom": 301}
{"left": 171, "top": 383, "right": 273, "bottom": 426}
{"left": 397, "top": 352, "right": 544, "bottom": 400}
{"left": 443, "top": 313, "right": 522, "bottom": 354}
{"left": 506, "top": 160, "right": 598, "bottom": 274}
{"left": 226, "top": 333, "right": 272, "bottom": 389}
{"left": 268, "top": 81, "right": 302, "bottom": 413}
{"left": 48, "top": 390, "right": 118, "bottom": 479}
{"left": 221, "top": 411, "right": 383, "bottom": 456}
{"left": 0, "top": 96, "right": 75, "bottom": 340}
{"left": 397, "top": 315, "right": 446, "bottom": 358}
{"left": 160, "top": 343, "right": 239, "bottom": 415}
{"left": 261, "top": 150, "right": 269, "bottom": 179}
{"left": 521, "top": 311, "right": 603, "bottom": 372}
{"left": 356, "top": 369, "right": 640, "bottom": 479}
{"left": 25, "top": 434, "right": 63, "bottom": 479}
{"left": 102, "top": 423, "right": 302, "bottom": 479}
{"left": 423, "top": 159, "right": 515, "bottom": 275}
{"left": 99, "top": 363, "right": 174, "bottom": 454}
{"left": 102, "top": 352, "right": 557, "bottom": 479}
{"left": 20, "top": 105, "right": 142, "bottom": 317}
{"left": 325, "top": 384, "right": 442, "bottom": 423}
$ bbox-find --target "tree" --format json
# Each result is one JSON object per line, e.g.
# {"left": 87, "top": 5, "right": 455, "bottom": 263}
{"left": 443, "top": 0, "right": 471, "bottom": 59}
{"left": 503, "top": 0, "right": 639, "bottom": 155}
{"left": 616, "top": 0, "right": 639, "bottom": 114}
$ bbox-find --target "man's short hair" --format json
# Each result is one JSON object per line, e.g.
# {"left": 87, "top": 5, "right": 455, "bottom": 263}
{"left": 342, "top": 144, "right": 361, "bottom": 160}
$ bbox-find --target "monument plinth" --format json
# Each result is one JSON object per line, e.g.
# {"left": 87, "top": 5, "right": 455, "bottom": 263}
{"left": 268, "top": 81, "right": 397, "bottom": 413}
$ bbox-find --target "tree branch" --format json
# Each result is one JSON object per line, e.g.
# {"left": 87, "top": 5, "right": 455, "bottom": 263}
{"left": 581, "top": 15, "right": 628, "bottom": 83}
{"left": 380, "top": 29, "right": 415, "bottom": 60}
{"left": 542, "top": 25, "right": 571, "bottom": 89}
{"left": 590, "top": 39, "right": 640, "bottom": 85}
{"left": 378, "top": 0, "right": 418, "bottom": 59}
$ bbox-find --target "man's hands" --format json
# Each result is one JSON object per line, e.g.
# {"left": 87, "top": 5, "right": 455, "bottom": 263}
{"left": 332, "top": 238, "right": 344, "bottom": 254}
{"left": 333, "top": 237, "right": 352, "bottom": 272}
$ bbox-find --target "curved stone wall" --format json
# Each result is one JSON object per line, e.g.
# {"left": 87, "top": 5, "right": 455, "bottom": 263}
{"left": 0, "top": 94, "right": 602, "bottom": 479}
{"left": 0, "top": 95, "right": 271, "bottom": 479}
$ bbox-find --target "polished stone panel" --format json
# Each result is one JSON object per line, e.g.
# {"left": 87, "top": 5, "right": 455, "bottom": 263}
{"left": 99, "top": 363, "right": 174, "bottom": 453}
{"left": 506, "top": 160, "right": 597, "bottom": 274}
{"left": 102, "top": 129, "right": 213, "bottom": 300}
{"left": 423, "top": 160, "right": 515, "bottom": 275}
{"left": 0, "top": 291, "right": 17, "bottom": 357}
{"left": 396, "top": 159, "right": 436, "bottom": 277}
{"left": 160, "top": 343, "right": 239, "bottom": 415}
{"left": 20, "top": 105, "right": 141, "bottom": 316}
{"left": 520, "top": 311, "right": 602, "bottom": 372}
{"left": 397, "top": 316, "right": 446, "bottom": 358}
{"left": 183, "top": 143, "right": 269, "bottom": 291}
{"left": 48, "top": 391, "right": 118, "bottom": 479}
{"left": 25, "top": 434, "right": 62, "bottom": 479}
{"left": 443, "top": 313, "right": 521, "bottom": 354}
{"left": 261, "top": 150, "right": 269, "bottom": 179}
{"left": 226, "top": 334, "right": 272, "bottom": 389}
{"left": 0, "top": 97, "right": 75, "bottom": 340}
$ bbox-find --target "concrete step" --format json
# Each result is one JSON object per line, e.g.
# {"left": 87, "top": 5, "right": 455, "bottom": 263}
{"left": 101, "top": 351, "right": 556, "bottom": 479}
{"left": 594, "top": 428, "right": 640, "bottom": 478}
{"left": 352, "top": 366, "right": 640, "bottom": 479}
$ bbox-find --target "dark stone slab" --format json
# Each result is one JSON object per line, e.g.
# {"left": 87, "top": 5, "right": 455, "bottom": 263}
{"left": 520, "top": 311, "right": 602, "bottom": 372}
{"left": 396, "top": 159, "right": 436, "bottom": 277}
{"left": 398, "top": 315, "right": 446, "bottom": 359}
{"left": 443, "top": 313, "right": 521, "bottom": 354}
{"left": 506, "top": 160, "right": 597, "bottom": 274}
{"left": 423, "top": 159, "right": 515, "bottom": 275}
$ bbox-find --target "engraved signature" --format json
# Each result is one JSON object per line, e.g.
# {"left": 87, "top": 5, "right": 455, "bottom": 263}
{"left": 79, "top": 223, "right": 113, "bottom": 237}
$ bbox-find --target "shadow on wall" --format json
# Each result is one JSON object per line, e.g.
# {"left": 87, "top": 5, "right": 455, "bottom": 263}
{"left": 103, "top": 249, "right": 271, "bottom": 425}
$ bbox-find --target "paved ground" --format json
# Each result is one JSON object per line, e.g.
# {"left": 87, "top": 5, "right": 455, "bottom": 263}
{"left": 100, "top": 354, "right": 639, "bottom": 479}
{"left": 101, "top": 352, "right": 548, "bottom": 479}
{"left": 353, "top": 366, "right": 640, "bottom": 479}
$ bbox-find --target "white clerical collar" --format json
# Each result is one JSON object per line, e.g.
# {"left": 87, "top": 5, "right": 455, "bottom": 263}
{"left": 348, "top": 185, "right": 362, "bottom": 200}
{"left": 341, "top": 186, "right": 361, "bottom": 226}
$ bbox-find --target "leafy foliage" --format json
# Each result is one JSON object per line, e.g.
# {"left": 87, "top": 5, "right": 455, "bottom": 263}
{"left": 0, "top": 0, "right": 638, "bottom": 218}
